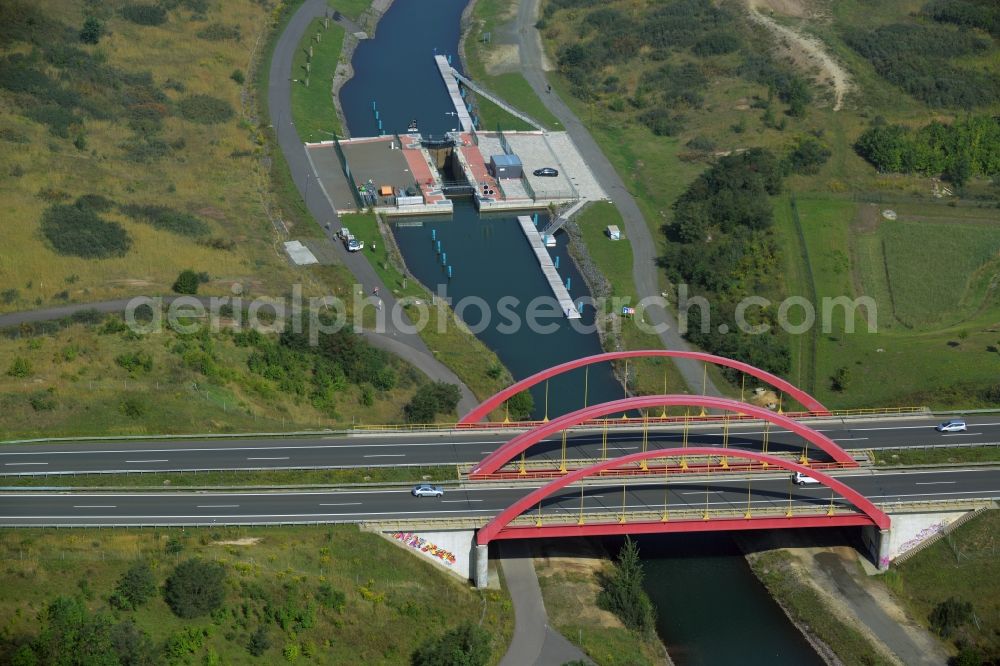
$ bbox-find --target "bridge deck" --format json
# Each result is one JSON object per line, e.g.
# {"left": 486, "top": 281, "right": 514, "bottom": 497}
{"left": 434, "top": 55, "right": 473, "bottom": 133}
{"left": 518, "top": 215, "right": 581, "bottom": 319}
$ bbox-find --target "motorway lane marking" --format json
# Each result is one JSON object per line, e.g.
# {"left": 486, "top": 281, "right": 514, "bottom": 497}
{"left": 441, "top": 499, "right": 484, "bottom": 503}
{"left": 834, "top": 437, "right": 869, "bottom": 441}
{"left": 363, "top": 454, "right": 405, "bottom": 458}
{"left": 74, "top": 505, "right": 116, "bottom": 508}
{"left": 868, "top": 489, "right": 1000, "bottom": 499}
{"left": 0, "top": 440, "right": 516, "bottom": 456}
{"left": 0, "top": 508, "right": 507, "bottom": 520}
{"left": 4, "top": 462, "right": 48, "bottom": 466}
{"left": 197, "top": 505, "right": 240, "bottom": 508}
{"left": 318, "top": 503, "right": 362, "bottom": 506}
{"left": 125, "top": 459, "right": 169, "bottom": 463}
{"left": 941, "top": 433, "right": 980, "bottom": 437}
{"left": 246, "top": 457, "right": 290, "bottom": 460}
{"left": 914, "top": 481, "right": 957, "bottom": 485}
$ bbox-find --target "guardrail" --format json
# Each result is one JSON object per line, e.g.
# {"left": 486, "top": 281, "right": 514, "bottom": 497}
{"left": 507, "top": 505, "right": 866, "bottom": 528}
{"left": 868, "top": 441, "right": 1000, "bottom": 452}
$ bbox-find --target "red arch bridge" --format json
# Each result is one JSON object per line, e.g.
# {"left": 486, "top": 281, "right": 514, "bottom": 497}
{"left": 469, "top": 448, "right": 891, "bottom": 588}
{"left": 468, "top": 394, "right": 858, "bottom": 479}
{"left": 458, "top": 349, "right": 830, "bottom": 425}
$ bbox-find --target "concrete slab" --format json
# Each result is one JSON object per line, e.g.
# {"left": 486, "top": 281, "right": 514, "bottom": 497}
{"left": 306, "top": 142, "right": 358, "bottom": 213}
{"left": 283, "top": 240, "right": 318, "bottom": 265}
{"left": 340, "top": 136, "right": 417, "bottom": 193}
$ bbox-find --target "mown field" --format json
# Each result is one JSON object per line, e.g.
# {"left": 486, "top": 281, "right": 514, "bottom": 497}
{"left": 0, "top": 525, "right": 512, "bottom": 664}
{"left": 290, "top": 17, "right": 346, "bottom": 142}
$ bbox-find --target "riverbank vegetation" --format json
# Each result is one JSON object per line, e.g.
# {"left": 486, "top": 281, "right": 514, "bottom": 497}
{"left": 0, "top": 310, "right": 435, "bottom": 438}
{"left": 0, "top": 525, "right": 512, "bottom": 664}
{"left": 535, "top": 0, "right": 1000, "bottom": 409}
{"left": 882, "top": 510, "right": 1000, "bottom": 664}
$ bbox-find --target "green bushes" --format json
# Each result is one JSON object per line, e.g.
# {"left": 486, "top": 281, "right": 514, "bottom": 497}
{"left": 172, "top": 269, "right": 203, "bottom": 295}
{"left": 164, "top": 559, "right": 227, "bottom": 619}
{"left": 784, "top": 135, "right": 832, "bottom": 175}
{"left": 411, "top": 622, "right": 491, "bottom": 666}
{"left": 197, "top": 23, "right": 241, "bottom": 41}
{"left": 40, "top": 204, "right": 132, "bottom": 259}
{"left": 854, "top": 115, "right": 1000, "bottom": 182}
{"left": 120, "top": 204, "right": 210, "bottom": 237}
{"left": 403, "top": 382, "right": 461, "bottom": 423}
{"left": 178, "top": 94, "right": 235, "bottom": 124}
{"left": 921, "top": 0, "right": 1000, "bottom": 38}
{"left": 844, "top": 23, "right": 999, "bottom": 107}
{"left": 929, "top": 596, "right": 974, "bottom": 637}
{"left": 597, "top": 538, "right": 656, "bottom": 636}
{"left": 7, "top": 357, "right": 32, "bottom": 378}
{"left": 110, "top": 561, "right": 157, "bottom": 610}
{"left": 79, "top": 17, "right": 103, "bottom": 45}
{"left": 119, "top": 4, "right": 168, "bottom": 26}
{"left": 115, "top": 351, "right": 153, "bottom": 373}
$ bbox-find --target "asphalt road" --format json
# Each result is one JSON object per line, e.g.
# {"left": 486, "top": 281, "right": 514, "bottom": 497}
{"left": 0, "top": 467, "right": 995, "bottom": 527}
{"left": 2, "top": 415, "right": 997, "bottom": 476}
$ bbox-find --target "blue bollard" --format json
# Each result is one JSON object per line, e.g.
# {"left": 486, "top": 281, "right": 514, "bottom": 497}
{"left": 566, "top": 277, "right": 571, "bottom": 290}
{"left": 436, "top": 240, "right": 441, "bottom": 253}
{"left": 448, "top": 54, "right": 452, "bottom": 65}
{"left": 442, "top": 252, "right": 447, "bottom": 265}
{"left": 578, "top": 301, "right": 584, "bottom": 313}
{"left": 378, "top": 119, "right": 382, "bottom": 130}
{"left": 372, "top": 100, "right": 376, "bottom": 111}
{"left": 375, "top": 110, "right": 379, "bottom": 120}
{"left": 447, "top": 265, "right": 453, "bottom": 279}
{"left": 554, "top": 256, "right": 560, "bottom": 269}
{"left": 533, "top": 212, "right": 539, "bottom": 225}
{"left": 431, "top": 229, "right": 436, "bottom": 241}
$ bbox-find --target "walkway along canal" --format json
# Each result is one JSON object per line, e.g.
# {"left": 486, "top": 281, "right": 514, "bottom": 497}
{"left": 335, "top": 0, "right": 823, "bottom": 662}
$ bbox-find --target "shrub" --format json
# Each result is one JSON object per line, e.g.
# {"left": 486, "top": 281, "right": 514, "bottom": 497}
{"left": 404, "top": 382, "right": 461, "bottom": 423}
{"left": 7, "top": 357, "right": 32, "bottom": 378}
{"left": 120, "top": 396, "right": 147, "bottom": 418}
{"left": 784, "top": 135, "right": 832, "bottom": 175}
{"left": 26, "top": 104, "right": 79, "bottom": 137}
{"left": 40, "top": 204, "right": 131, "bottom": 259}
{"left": 197, "top": 23, "right": 241, "bottom": 41}
{"left": 75, "top": 194, "right": 115, "bottom": 212}
{"left": 178, "top": 94, "right": 234, "bottom": 124}
{"left": 2, "top": 288, "right": 19, "bottom": 304}
{"left": 119, "top": 4, "right": 168, "bottom": 26}
{"left": 120, "top": 204, "right": 209, "bottom": 237}
{"left": 172, "top": 269, "right": 201, "bottom": 295}
{"left": 929, "top": 597, "right": 974, "bottom": 637}
{"left": 247, "top": 626, "right": 271, "bottom": 657}
{"left": 110, "top": 561, "right": 157, "bottom": 610}
{"left": 411, "top": 622, "right": 490, "bottom": 666}
{"left": 163, "top": 559, "right": 226, "bottom": 619}
{"left": 507, "top": 390, "right": 535, "bottom": 421}
{"left": 115, "top": 351, "right": 153, "bottom": 373}
{"left": 79, "top": 17, "right": 102, "bottom": 44}
{"left": 831, "top": 366, "right": 851, "bottom": 392}
{"left": 230, "top": 69, "right": 245, "bottom": 84}
{"left": 693, "top": 31, "right": 740, "bottom": 56}
{"left": 315, "top": 583, "right": 345, "bottom": 611}
{"left": 29, "top": 389, "right": 57, "bottom": 411}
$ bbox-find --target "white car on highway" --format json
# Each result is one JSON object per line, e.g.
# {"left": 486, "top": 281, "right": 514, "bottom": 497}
{"left": 792, "top": 472, "right": 820, "bottom": 486}
{"left": 935, "top": 419, "right": 967, "bottom": 433}
{"left": 411, "top": 484, "right": 444, "bottom": 498}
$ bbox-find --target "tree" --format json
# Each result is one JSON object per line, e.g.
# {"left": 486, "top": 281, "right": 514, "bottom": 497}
{"left": 597, "top": 537, "right": 656, "bottom": 635}
{"left": 79, "top": 17, "right": 103, "bottom": 44}
{"left": 411, "top": 622, "right": 491, "bottom": 666}
{"left": 404, "top": 382, "right": 461, "bottom": 423}
{"left": 172, "top": 269, "right": 200, "bottom": 295}
{"left": 506, "top": 390, "right": 535, "bottom": 421}
{"left": 247, "top": 626, "right": 271, "bottom": 657}
{"left": 163, "top": 559, "right": 226, "bottom": 618}
{"left": 110, "top": 561, "right": 157, "bottom": 610}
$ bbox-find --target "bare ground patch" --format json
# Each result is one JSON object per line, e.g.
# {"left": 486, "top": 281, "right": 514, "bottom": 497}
{"left": 211, "top": 537, "right": 263, "bottom": 546}
{"left": 533, "top": 538, "right": 623, "bottom": 629}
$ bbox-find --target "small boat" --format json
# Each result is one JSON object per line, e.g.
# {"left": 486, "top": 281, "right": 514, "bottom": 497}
{"left": 407, "top": 119, "right": 419, "bottom": 133}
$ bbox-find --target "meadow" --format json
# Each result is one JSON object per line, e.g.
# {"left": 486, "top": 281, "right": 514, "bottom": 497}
{"left": 290, "top": 17, "right": 346, "bottom": 142}
{"left": 0, "top": 525, "right": 512, "bottom": 664}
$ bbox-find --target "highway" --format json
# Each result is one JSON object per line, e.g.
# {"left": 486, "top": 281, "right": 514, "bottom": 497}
{"left": 1, "top": 415, "right": 999, "bottom": 476}
{"left": 0, "top": 467, "right": 996, "bottom": 527}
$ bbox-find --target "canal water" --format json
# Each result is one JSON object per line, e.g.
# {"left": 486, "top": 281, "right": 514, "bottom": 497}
{"left": 337, "top": 1, "right": 822, "bottom": 662}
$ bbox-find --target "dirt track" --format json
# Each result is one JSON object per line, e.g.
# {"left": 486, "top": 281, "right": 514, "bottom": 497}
{"left": 746, "top": 0, "right": 852, "bottom": 111}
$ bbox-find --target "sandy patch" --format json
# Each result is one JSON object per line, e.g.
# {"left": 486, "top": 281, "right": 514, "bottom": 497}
{"left": 745, "top": 1, "right": 852, "bottom": 111}
{"left": 533, "top": 539, "right": 622, "bottom": 629}
{"left": 484, "top": 43, "right": 520, "bottom": 76}
{"left": 211, "top": 537, "right": 262, "bottom": 546}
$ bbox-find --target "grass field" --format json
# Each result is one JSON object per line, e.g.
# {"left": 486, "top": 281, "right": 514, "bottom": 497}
{"left": 290, "top": 18, "right": 346, "bottom": 142}
{"left": 0, "top": 0, "right": 305, "bottom": 312}
{"left": 882, "top": 510, "right": 1000, "bottom": 661}
{"left": 873, "top": 446, "right": 1000, "bottom": 467}
{"left": 776, "top": 194, "right": 1000, "bottom": 408}
{"left": 0, "top": 525, "right": 513, "bottom": 664}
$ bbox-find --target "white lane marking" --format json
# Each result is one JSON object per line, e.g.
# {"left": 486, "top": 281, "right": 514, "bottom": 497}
{"left": 915, "top": 481, "right": 957, "bottom": 485}
{"left": 125, "top": 459, "right": 169, "bottom": 463}
{"left": 613, "top": 447, "right": 639, "bottom": 451}
{"left": 5, "top": 462, "right": 48, "bottom": 466}
{"left": 2, "top": 508, "right": 503, "bottom": 520}
{"left": 941, "top": 433, "right": 980, "bottom": 437}
{"left": 834, "top": 437, "right": 869, "bottom": 441}
{"left": 0, "top": 439, "right": 510, "bottom": 457}
{"left": 318, "top": 502, "right": 362, "bottom": 506}
{"left": 363, "top": 454, "right": 405, "bottom": 458}
{"left": 246, "top": 457, "right": 289, "bottom": 460}
{"left": 868, "top": 489, "right": 1000, "bottom": 499}
{"left": 74, "top": 505, "right": 116, "bottom": 508}
{"left": 441, "top": 499, "right": 484, "bottom": 503}
{"left": 197, "top": 505, "right": 239, "bottom": 508}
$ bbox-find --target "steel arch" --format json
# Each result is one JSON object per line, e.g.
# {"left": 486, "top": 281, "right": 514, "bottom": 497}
{"left": 470, "top": 395, "right": 856, "bottom": 476}
{"left": 476, "top": 447, "right": 889, "bottom": 545}
{"left": 459, "top": 350, "right": 829, "bottom": 424}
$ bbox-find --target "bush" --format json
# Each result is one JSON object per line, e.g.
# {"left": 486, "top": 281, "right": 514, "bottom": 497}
{"left": 172, "top": 269, "right": 201, "bottom": 295}
{"left": 7, "top": 357, "right": 32, "bottom": 378}
{"left": 230, "top": 69, "right": 245, "bottom": 84}
{"left": 79, "top": 17, "right": 102, "bottom": 44}
{"left": 784, "top": 135, "right": 832, "bottom": 175}
{"left": 411, "top": 622, "right": 490, "bottom": 666}
{"left": 404, "top": 382, "right": 461, "bottom": 423}
{"left": 75, "top": 194, "right": 115, "bottom": 212}
{"left": 197, "top": 23, "right": 241, "bottom": 41}
{"left": 119, "top": 4, "right": 168, "bottom": 26}
{"left": 40, "top": 204, "right": 131, "bottom": 259}
{"left": 315, "top": 583, "right": 345, "bottom": 611}
{"left": 247, "top": 626, "right": 271, "bottom": 657}
{"left": 115, "top": 351, "right": 153, "bottom": 373}
{"left": 110, "top": 561, "right": 157, "bottom": 610}
{"left": 29, "top": 389, "right": 57, "bottom": 411}
{"left": 831, "top": 366, "right": 851, "bottom": 392}
{"left": 120, "top": 204, "right": 210, "bottom": 237}
{"left": 692, "top": 31, "right": 740, "bottom": 56}
{"left": 507, "top": 390, "right": 535, "bottom": 421}
{"left": 597, "top": 537, "right": 656, "bottom": 635}
{"left": 178, "top": 94, "right": 234, "bottom": 124}
{"left": 120, "top": 396, "right": 147, "bottom": 418}
{"left": 163, "top": 559, "right": 226, "bottom": 619}
{"left": 929, "top": 597, "right": 974, "bottom": 637}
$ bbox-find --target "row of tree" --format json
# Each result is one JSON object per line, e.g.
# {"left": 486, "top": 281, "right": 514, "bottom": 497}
{"left": 855, "top": 115, "right": 1000, "bottom": 185}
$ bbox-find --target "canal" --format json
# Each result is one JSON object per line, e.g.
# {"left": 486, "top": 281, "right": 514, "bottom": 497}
{"left": 337, "top": 1, "right": 822, "bottom": 663}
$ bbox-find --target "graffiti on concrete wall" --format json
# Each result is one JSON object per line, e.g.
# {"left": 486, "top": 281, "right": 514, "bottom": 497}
{"left": 896, "top": 521, "right": 947, "bottom": 558}
{"left": 392, "top": 532, "right": 457, "bottom": 566}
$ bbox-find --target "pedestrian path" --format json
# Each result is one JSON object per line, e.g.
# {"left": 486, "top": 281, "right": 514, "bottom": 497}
{"left": 434, "top": 55, "right": 473, "bottom": 133}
